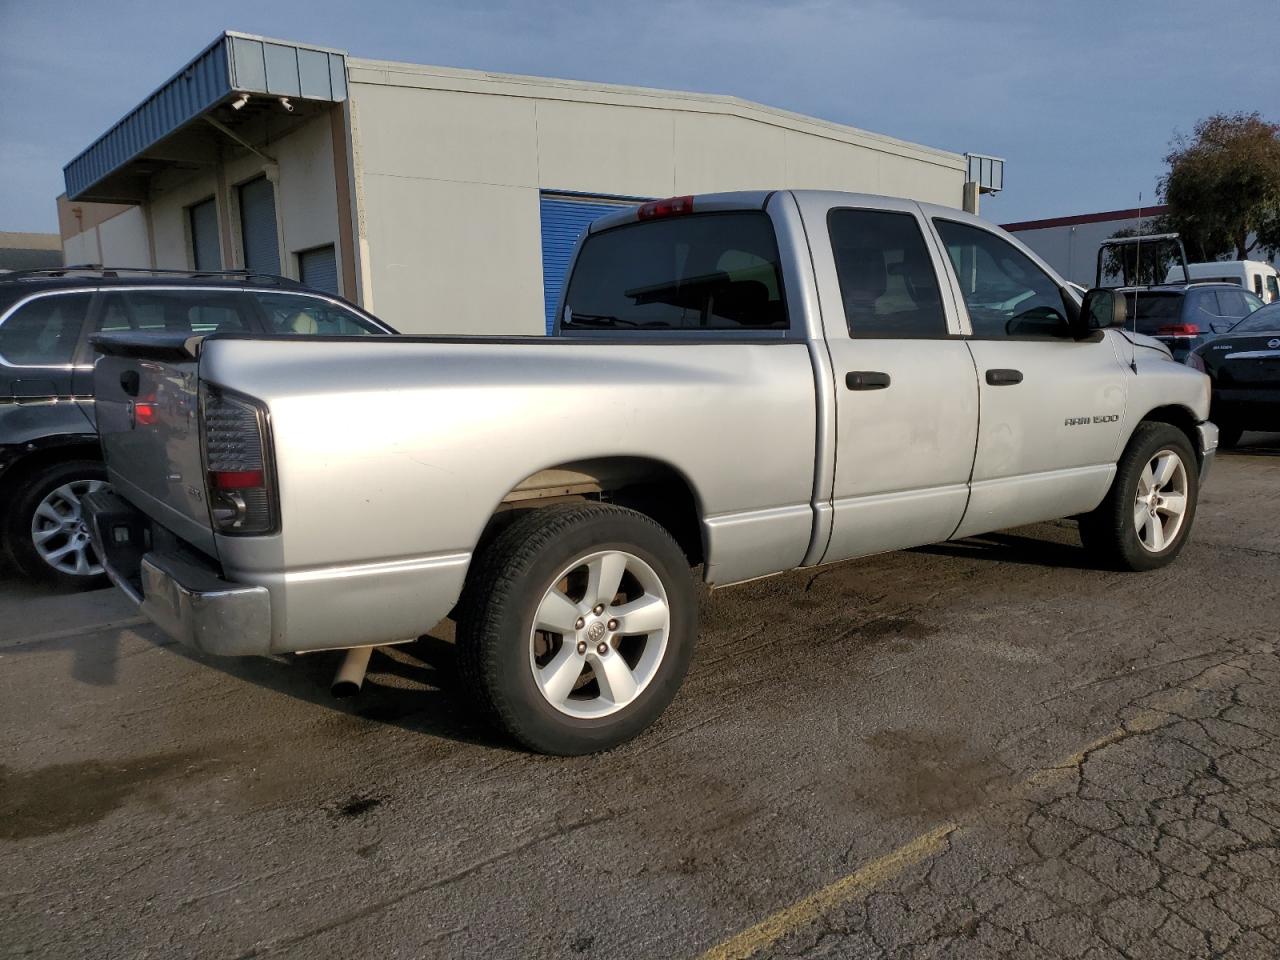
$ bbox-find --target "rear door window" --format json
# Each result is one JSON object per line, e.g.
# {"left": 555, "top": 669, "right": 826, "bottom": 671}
{"left": 1217, "top": 288, "right": 1260, "bottom": 320}
{"left": 562, "top": 212, "right": 788, "bottom": 332}
{"left": 0, "top": 293, "right": 93, "bottom": 366}
{"left": 97, "top": 290, "right": 254, "bottom": 333}
{"left": 828, "top": 209, "right": 946, "bottom": 338}
{"left": 253, "top": 292, "right": 384, "bottom": 335}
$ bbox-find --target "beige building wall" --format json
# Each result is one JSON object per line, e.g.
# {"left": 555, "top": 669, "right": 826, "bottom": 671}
{"left": 59, "top": 204, "right": 149, "bottom": 268}
{"left": 348, "top": 61, "right": 967, "bottom": 335}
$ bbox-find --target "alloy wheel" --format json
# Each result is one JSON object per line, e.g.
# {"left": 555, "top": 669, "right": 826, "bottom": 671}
{"left": 1132, "top": 449, "right": 1188, "bottom": 553}
{"left": 528, "top": 549, "right": 671, "bottom": 719}
{"left": 30, "top": 480, "right": 107, "bottom": 577}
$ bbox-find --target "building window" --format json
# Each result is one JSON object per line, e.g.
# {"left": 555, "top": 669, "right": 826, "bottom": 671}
{"left": 188, "top": 197, "right": 221, "bottom": 271}
{"left": 238, "top": 176, "right": 280, "bottom": 275}
{"left": 297, "top": 245, "right": 339, "bottom": 295}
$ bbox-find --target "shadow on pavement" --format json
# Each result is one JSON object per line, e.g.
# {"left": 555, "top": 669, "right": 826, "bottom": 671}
{"left": 911, "top": 527, "right": 1096, "bottom": 570}
{"left": 1220, "top": 431, "right": 1280, "bottom": 457}
{"left": 160, "top": 627, "right": 519, "bottom": 753}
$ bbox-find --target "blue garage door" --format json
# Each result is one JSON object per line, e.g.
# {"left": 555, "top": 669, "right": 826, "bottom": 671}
{"left": 539, "top": 193, "right": 641, "bottom": 333}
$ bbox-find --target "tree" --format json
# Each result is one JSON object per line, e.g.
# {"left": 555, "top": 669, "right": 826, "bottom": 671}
{"left": 1103, "top": 222, "right": 1180, "bottom": 286}
{"left": 1159, "top": 112, "right": 1280, "bottom": 261}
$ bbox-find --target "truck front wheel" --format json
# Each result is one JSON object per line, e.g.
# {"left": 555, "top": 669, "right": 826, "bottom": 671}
{"left": 1079, "top": 422, "right": 1199, "bottom": 572}
{"left": 456, "top": 503, "right": 697, "bottom": 755}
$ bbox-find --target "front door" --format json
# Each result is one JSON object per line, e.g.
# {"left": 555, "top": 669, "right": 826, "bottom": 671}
{"left": 929, "top": 217, "right": 1128, "bottom": 538}
{"left": 798, "top": 196, "right": 980, "bottom": 563}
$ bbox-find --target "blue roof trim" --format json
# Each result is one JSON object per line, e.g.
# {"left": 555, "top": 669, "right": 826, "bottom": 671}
{"left": 63, "top": 32, "right": 348, "bottom": 201}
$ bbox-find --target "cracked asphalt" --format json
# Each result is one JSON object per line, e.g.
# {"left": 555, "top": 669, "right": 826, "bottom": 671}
{"left": 3, "top": 434, "right": 1279, "bottom": 960}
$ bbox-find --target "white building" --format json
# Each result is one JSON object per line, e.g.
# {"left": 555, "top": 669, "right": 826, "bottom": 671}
{"left": 61, "top": 31, "right": 977, "bottom": 335}
{"left": 1001, "top": 206, "right": 1168, "bottom": 289}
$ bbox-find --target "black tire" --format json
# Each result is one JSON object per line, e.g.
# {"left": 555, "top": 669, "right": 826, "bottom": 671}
{"left": 1079, "top": 423, "right": 1199, "bottom": 572}
{"left": 1217, "top": 422, "right": 1243, "bottom": 449}
{"left": 456, "top": 502, "right": 697, "bottom": 755}
{"left": 6, "top": 460, "right": 109, "bottom": 589}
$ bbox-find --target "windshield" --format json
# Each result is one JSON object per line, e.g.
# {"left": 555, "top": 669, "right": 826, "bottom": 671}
{"left": 1123, "top": 292, "right": 1183, "bottom": 334}
{"left": 1229, "top": 302, "right": 1280, "bottom": 334}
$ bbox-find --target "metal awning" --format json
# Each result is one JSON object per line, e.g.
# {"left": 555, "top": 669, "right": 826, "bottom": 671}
{"left": 63, "top": 32, "right": 347, "bottom": 203}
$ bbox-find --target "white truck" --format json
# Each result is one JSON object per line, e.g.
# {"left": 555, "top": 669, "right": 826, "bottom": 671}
{"left": 85, "top": 190, "right": 1217, "bottom": 755}
{"left": 1165, "top": 260, "right": 1280, "bottom": 303}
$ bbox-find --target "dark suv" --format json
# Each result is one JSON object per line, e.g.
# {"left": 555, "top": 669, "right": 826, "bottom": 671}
{"left": 0, "top": 268, "right": 394, "bottom": 588}
{"left": 1124, "top": 282, "right": 1263, "bottom": 362}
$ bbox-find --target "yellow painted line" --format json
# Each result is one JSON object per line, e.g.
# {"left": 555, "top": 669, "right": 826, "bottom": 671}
{"left": 699, "top": 686, "right": 1207, "bottom": 960}
{"left": 699, "top": 822, "right": 956, "bottom": 960}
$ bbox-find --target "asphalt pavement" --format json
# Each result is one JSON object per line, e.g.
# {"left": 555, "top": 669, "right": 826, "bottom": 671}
{"left": 3, "top": 434, "right": 1279, "bottom": 959}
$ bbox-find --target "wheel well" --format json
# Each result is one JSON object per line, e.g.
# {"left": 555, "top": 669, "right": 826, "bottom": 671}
{"left": 1138, "top": 406, "right": 1200, "bottom": 463}
{"left": 0, "top": 441, "right": 103, "bottom": 506}
{"left": 482, "top": 458, "right": 704, "bottom": 567}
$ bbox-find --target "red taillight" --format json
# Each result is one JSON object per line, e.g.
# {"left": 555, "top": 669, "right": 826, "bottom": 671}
{"left": 1157, "top": 323, "right": 1200, "bottom": 336}
{"left": 202, "top": 388, "right": 275, "bottom": 535}
{"left": 209, "top": 469, "right": 265, "bottom": 490}
{"left": 637, "top": 195, "right": 694, "bottom": 220}
{"left": 133, "top": 401, "right": 157, "bottom": 426}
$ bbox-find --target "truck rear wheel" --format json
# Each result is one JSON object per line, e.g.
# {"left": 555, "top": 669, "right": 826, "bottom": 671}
{"left": 1079, "top": 422, "right": 1199, "bottom": 572}
{"left": 456, "top": 503, "right": 697, "bottom": 755}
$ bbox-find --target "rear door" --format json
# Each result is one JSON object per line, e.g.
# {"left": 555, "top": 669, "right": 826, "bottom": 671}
{"left": 930, "top": 217, "right": 1127, "bottom": 538}
{"left": 795, "top": 194, "right": 980, "bottom": 562}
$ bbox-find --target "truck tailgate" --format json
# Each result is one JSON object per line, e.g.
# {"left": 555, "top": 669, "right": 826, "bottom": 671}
{"left": 92, "top": 333, "right": 217, "bottom": 555}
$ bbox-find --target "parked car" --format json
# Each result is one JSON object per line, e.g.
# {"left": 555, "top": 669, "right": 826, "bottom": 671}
{"left": 1123, "top": 282, "right": 1263, "bottom": 361}
{"left": 1164, "top": 260, "right": 1280, "bottom": 303}
{"left": 0, "top": 268, "right": 393, "bottom": 588}
{"left": 84, "top": 191, "right": 1217, "bottom": 755}
{"left": 1188, "top": 300, "right": 1280, "bottom": 447}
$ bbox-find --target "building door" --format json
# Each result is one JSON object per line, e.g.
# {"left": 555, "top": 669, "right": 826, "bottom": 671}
{"left": 188, "top": 197, "right": 221, "bottom": 270}
{"left": 239, "top": 176, "right": 280, "bottom": 275}
{"left": 298, "top": 245, "right": 339, "bottom": 294}
{"left": 539, "top": 193, "right": 639, "bottom": 333}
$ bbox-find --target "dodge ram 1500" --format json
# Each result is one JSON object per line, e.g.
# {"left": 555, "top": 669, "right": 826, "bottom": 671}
{"left": 85, "top": 190, "right": 1217, "bottom": 755}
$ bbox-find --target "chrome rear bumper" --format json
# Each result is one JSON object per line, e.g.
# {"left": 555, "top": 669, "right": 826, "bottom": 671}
{"left": 84, "top": 490, "right": 272, "bottom": 656}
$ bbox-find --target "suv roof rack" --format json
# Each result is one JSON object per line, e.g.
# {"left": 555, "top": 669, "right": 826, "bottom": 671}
{"left": 0, "top": 265, "right": 303, "bottom": 287}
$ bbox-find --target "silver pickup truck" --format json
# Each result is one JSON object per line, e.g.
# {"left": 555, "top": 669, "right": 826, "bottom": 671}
{"left": 86, "top": 190, "right": 1217, "bottom": 755}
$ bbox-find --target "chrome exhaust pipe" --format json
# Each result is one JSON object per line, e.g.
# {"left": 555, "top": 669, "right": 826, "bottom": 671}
{"left": 331, "top": 646, "right": 374, "bottom": 698}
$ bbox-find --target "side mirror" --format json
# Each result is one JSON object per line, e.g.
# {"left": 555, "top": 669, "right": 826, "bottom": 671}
{"left": 1209, "top": 320, "right": 1232, "bottom": 334}
{"left": 1081, "top": 288, "right": 1129, "bottom": 331}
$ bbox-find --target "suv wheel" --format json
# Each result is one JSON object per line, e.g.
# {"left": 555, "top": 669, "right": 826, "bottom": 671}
{"left": 456, "top": 503, "right": 697, "bottom": 755}
{"left": 1079, "top": 423, "right": 1199, "bottom": 571}
{"left": 7, "top": 460, "right": 109, "bottom": 589}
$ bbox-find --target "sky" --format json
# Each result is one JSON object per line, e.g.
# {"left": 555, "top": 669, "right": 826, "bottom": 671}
{"left": 1, "top": 0, "right": 1276, "bottom": 233}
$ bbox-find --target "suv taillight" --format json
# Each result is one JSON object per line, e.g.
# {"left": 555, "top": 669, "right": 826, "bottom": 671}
{"left": 1156, "top": 323, "right": 1200, "bottom": 337}
{"left": 202, "top": 387, "right": 276, "bottom": 535}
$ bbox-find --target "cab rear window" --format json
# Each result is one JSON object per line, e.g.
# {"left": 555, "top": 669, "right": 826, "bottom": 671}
{"left": 561, "top": 212, "right": 788, "bottom": 332}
